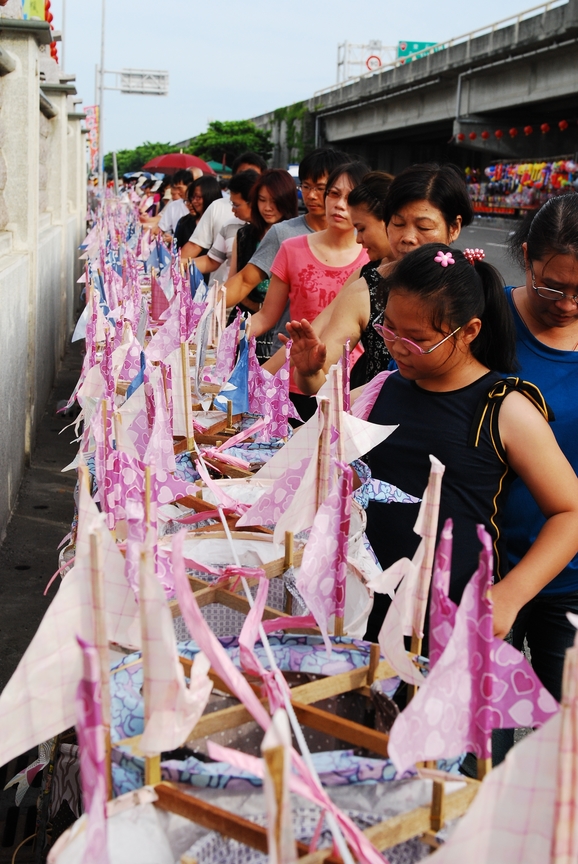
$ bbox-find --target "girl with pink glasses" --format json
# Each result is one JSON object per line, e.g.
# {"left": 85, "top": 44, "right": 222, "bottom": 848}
{"left": 347, "top": 243, "right": 578, "bottom": 651}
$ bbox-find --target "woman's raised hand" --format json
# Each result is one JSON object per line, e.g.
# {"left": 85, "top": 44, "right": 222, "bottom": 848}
{"left": 280, "top": 319, "right": 327, "bottom": 377}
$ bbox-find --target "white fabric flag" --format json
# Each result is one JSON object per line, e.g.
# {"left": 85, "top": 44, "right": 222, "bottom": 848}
{"left": 139, "top": 546, "right": 213, "bottom": 755}
{"left": 0, "top": 481, "right": 139, "bottom": 767}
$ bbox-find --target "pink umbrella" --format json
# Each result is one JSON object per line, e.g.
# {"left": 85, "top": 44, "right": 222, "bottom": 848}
{"left": 142, "top": 153, "right": 215, "bottom": 174}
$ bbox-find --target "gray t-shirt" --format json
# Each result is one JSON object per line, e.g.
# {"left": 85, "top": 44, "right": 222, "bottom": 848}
{"left": 249, "top": 214, "right": 313, "bottom": 277}
{"left": 249, "top": 215, "right": 314, "bottom": 352}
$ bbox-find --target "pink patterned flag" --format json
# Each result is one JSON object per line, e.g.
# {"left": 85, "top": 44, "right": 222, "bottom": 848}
{"left": 75, "top": 636, "right": 110, "bottom": 864}
{"left": 139, "top": 546, "right": 213, "bottom": 755}
{"left": 145, "top": 307, "right": 181, "bottom": 363}
{"left": 210, "top": 308, "right": 241, "bottom": 384}
{"left": 143, "top": 368, "right": 176, "bottom": 474}
{"left": 296, "top": 467, "right": 353, "bottom": 653}
{"left": 90, "top": 397, "right": 118, "bottom": 530}
{"left": 247, "top": 337, "right": 297, "bottom": 441}
{"left": 114, "top": 383, "right": 150, "bottom": 462}
{"left": 429, "top": 518, "right": 456, "bottom": 669}
{"left": 151, "top": 269, "right": 169, "bottom": 322}
{"left": 430, "top": 619, "right": 578, "bottom": 864}
{"left": 118, "top": 334, "right": 143, "bottom": 382}
{"left": 551, "top": 616, "right": 578, "bottom": 863}
{"left": 388, "top": 525, "right": 559, "bottom": 773}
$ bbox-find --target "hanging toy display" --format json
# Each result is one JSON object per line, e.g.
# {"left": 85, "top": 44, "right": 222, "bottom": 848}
{"left": 465, "top": 158, "right": 578, "bottom": 214}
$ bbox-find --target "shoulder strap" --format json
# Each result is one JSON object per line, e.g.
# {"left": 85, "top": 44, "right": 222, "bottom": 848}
{"left": 468, "top": 376, "right": 555, "bottom": 462}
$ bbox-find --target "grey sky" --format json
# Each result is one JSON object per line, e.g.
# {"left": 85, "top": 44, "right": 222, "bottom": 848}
{"left": 50, "top": 0, "right": 550, "bottom": 154}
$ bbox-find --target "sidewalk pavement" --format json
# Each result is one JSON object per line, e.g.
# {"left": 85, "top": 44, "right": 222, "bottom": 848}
{"left": 0, "top": 342, "right": 82, "bottom": 691}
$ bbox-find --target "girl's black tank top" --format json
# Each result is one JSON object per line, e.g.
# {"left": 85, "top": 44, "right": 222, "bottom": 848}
{"left": 366, "top": 370, "right": 514, "bottom": 605}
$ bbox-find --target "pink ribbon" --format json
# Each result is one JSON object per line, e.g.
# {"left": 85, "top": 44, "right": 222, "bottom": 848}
{"left": 171, "top": 530, "right": 388, "bottom": 864}
{"left": 207, "top": 740, "right": 389, "bottom": 864}
{"left": 215, "top": 417, "right": 267, "bottom": 452}
{"left": 195, "top": 458, "right": 248, "bottom": 514}
{"left": 201, "top": 448, "right": 253, "bottom": 470}
{"left": 44, "top": 557, "right": 75, "bottom": 596}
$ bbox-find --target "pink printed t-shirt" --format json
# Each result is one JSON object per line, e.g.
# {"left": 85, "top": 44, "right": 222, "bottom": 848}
{"left": 271, "top": 234, "right": 369, "bottom": 393}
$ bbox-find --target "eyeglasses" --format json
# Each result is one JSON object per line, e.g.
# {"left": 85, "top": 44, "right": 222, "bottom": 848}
{"left": 300, "top": 183, "right": 327, "bottom": 195}
{"left": 372, "top": 321, "right": 462, "bottom": 355}
{"left": 530, "top": 263, "right": 578, "bottom": 305}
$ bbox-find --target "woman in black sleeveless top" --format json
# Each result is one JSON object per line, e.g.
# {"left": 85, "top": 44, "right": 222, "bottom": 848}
{"left": 355, "top": 244, "right": 578, "bottom": 644}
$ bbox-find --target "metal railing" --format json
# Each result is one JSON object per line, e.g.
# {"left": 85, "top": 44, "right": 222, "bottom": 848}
{"left": 313, "top": 0, "right": 568, "bottom": 98}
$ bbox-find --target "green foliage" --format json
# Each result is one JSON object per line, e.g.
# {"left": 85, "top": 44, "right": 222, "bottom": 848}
{"left": 271, "top": 102, "right": 313, "bottom": 161}
{"left": 103, "top": 141, "right": 180, "bottom": 177}
{"left": 104, "top": 121, "right": 272, "bottom": 177}
{"left": 189, "top": 120, "right": 272, "bottom": 165}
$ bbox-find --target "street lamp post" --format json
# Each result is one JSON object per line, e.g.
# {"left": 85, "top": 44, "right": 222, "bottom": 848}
{"left": 98, "top": 0, "right": 106, "bottom": 190}
{"left": 95, "top": 0, "right": 168, "bottom": 189}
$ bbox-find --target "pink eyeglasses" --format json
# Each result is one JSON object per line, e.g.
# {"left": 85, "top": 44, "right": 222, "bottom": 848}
{"left": 373, "top": 321, "right": 462, "bottom": 355}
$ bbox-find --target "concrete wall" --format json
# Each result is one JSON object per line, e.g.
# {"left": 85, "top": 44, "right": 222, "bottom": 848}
{"left": 0, "top": 17, "right": 86, "bottom": 540}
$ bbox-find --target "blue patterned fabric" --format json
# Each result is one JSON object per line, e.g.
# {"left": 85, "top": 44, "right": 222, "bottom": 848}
{"left": 109, "top": 635, "right": 462, "bottom": 796}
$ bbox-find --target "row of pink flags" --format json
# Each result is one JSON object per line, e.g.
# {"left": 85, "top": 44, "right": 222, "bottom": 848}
{"left": 1, "top": 196, "right": 575, "bottom": 864}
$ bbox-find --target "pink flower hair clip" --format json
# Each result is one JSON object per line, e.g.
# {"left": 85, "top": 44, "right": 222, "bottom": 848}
{"left": 463, "top": 247, "right": 485, "bottom": 265}
{"left": 434, "top": 250, "right": 455, "bottom": 267}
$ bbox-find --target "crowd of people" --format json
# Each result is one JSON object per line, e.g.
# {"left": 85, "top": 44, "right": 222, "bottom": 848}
{"left": 127, "top": 150, "right": 578, "bottom": 759}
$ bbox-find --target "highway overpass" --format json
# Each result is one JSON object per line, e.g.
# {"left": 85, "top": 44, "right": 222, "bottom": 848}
{"left": 253, "top": 0, "right": 578, "bottom": 173}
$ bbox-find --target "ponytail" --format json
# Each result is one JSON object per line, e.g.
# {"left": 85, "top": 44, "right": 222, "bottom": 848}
{"left": 379, "top": 243, "right": 518, "bottom": 373}
{"left": 471, "top": 260, "right": 518, "bottom": 373}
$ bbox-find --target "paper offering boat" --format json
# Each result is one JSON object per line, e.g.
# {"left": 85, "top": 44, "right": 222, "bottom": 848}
{"left": 11, "top": 197, "right": 575, "bottom": 864}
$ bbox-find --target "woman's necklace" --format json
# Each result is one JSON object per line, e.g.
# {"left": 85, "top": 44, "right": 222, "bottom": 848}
{"left": 512, "top": 288, "right": 578, "bottom": 351}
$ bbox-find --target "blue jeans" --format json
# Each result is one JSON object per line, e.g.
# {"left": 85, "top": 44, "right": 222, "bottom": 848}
{"left": 492, "top": 588, "right": 578, "bottom": 765}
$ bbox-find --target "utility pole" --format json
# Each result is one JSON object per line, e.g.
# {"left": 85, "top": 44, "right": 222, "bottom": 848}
{"left": 98, "top": 0, "right": 106, "bottom": 190}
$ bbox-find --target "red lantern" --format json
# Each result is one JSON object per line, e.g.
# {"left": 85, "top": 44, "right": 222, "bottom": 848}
{"left": 540, "top": 123, "right": 550, "bottom": 134}
{"left": 495, "top": 129, "right": 504, "bottom": 139}
{"left": 456, "top": 133, "right": 465, "bottom": 142}
{"left": 468, "top": 131, "right": 477, "bottom": 140}
{"left": 559, "top": 119, "right": 569, "bottom": 131}
{"left": 481, "top": 130, "right": 490, "bottom": 140}
{"left": 509, "top": 128, "right": 518, "bottom": 138}
{"left": 524, "top": 125, "right": 533, "bottom": 136}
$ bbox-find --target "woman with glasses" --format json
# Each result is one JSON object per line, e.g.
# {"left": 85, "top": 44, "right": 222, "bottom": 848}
{"left": 174, "top": 176, "right": 222, "bottom": 251}
{"left": 495, "top": 194, "right": 578, "bottom": 708}
{"left": 350, "top": 244, "right": 578, "bottom": 663}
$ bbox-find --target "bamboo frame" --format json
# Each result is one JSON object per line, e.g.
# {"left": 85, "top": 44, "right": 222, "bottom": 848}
{"left": 153, "top": 782, "right": 343, "bottom": 864}
{"left": 180, "top": 341, "right": 195, "bottom": 453}
{"left": 89, "top": 529, "right": 113, "bottom": 800}
{"left": 152, "top": 777, "right": 479, "bottom": 863}
{"left": 139, "top": 548, "right": 162, "bottom": 786}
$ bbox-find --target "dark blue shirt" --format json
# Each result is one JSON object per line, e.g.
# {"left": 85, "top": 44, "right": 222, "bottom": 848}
{"left": 503, "top": 286, "right": 578, "bottom": 595}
